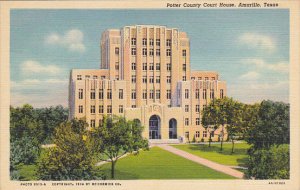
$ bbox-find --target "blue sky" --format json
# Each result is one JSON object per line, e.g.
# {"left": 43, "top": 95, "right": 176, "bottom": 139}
{"left": 10, "top": 9, "right": 289, "bottom": 107}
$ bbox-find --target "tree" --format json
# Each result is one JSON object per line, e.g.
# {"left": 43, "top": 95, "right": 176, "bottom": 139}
{"left": 90, "top": 115, "right": 149, "bottom": 179}
{"left": 245, "top": 100, "right": 289, "bottom": 149}
{"left": 246, "top": 144, "right": 289, "bottom": 179}
{"left": 37, "top": 119, "right": 103, "bottom": 180}
{"left": 202, "top": 97, "right": 243, "bottom": 152}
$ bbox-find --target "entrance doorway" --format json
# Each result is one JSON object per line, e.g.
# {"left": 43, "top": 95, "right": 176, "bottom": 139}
{"left": 169, "top": 118, "right": 177, "bottom": 139}
{"left": 149, "top": 115, "right": 161, "bottom": 139}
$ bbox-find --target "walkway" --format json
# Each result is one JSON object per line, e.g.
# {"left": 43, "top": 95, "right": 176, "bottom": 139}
{"left": 157, "top": 144, "right": 244, "bottom": 179}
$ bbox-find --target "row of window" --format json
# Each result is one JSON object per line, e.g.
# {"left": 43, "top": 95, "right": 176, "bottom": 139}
{"left": 79, "top": 88, "right": 223, "bottom": 100}
{"left": 129, "top": 48, "right": 186, "bottom": 57}
{"left": 131, "top": 63, "right": 185, "bottom": 72}
{"left": 77, "top": 75, "right": 106, "bottom": 80}
{"left": 185, "top": 105, "right": 208, "bottom": 112}
{"left": 186, "top": 131, "right": 214, "bottom": 139}
{"left": 131, "top": 38, "right": 172, "bottom": 47}
{"left": 184, "top": 118, "right": 201, "bottom": 126}
{"left": 191, "top": 77, "right": 216, "bottom": 81}
{"left": 79, "top": 105, "right": 124, "bottom": 114}
{"left": 132, "top": 75, "right": 172, "bottom": 84}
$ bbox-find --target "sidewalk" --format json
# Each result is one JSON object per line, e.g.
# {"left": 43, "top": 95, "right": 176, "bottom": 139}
{"left": 157, "top": 144, "right": 244, "bottom": 179}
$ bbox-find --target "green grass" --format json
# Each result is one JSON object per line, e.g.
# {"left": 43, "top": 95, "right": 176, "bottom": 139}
{"left": 17, "top": 164, "right": 38, "bottom": 181}
{"left": 171, "top": 142, "right": 250, "bottom": 166}
{"left": 99, "top": 146, "right": 236, "bottom": 179}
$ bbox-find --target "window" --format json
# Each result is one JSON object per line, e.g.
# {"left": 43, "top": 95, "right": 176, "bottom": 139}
{"left": 149, "top": 76, "right": 154, "bottom": 83}
{"left": 196, "top": 131, "right": 200, "bottom": 138}
{"left": 195, "top": 89, "right": 200, "bottom": 99}
{"left": 93, "top": 75, "right": 98, "bottom": 79}
{"left": 167, "top": 76, "right": 171, "bottom": 83}
{"left": 196, "top": 105, "right": 200, "bottom": 112}
{"left": 185, "top": 132, "right": 189, "bottom": 139}
{"left": 185, "top": 118, "right": 189, "bottom": 126}
{"left": 119, "top": 89, "right": 123, "bottom": 99}
{"left": 156, "top": 39, "right": 160, "bottom": 46}
{"left": 149, "top": 39, "right": 154, "bottom": 46}
{"left": 220, "top": 89, "right": 224, "bottom": 98}
{"left": 203, "top": 130, "right": 207, "bottom": 138}
{"left": 78, "top": 105, "right": 83, "bottom": 113}
{"left": 101, "top": 76, "right": 106, "bottom": 79}
{"left": 182, "top": 49, "right": 186, "bottom": 56}
{"left": 211, "top": 131, "right": 215, "bottom": 137}
{"left": 85, "top": 75, "right": 90, "bottom": 79}
{"left": 90, "top": 120, "right": 95, "bottom": 128}
{"left": 166, "top": 39, "right": 172, "bottom": 47}
{"left": 183, "top": 76, "right": 186, "bottom": 81}
{"left": 185, "top": 105, "right": 189, "bottom": 112}
{"left": 198, "top": 77, "right": 202, "bottom": 80}
{"left": 107, "top": 105, "right": 112, "bottom": 113}
{"left": 131, "top": 90, "right": 136, "bottom": 99}
{"left": 107, "top": 89, "right": 112, "bottom": 99}
{"left": 149, "top": 49, "right": 154, "bottom": 56}
{"left": 156, "top": 63, "right": 160, "bottom": 70}
{"left": 77, "top": 75, "right": 82, "bottom": 80}
{"left": 131, "top": 75, "right": 136, "bottom": 83}
{"left": 79, "top": 89, "right": 83, "bottom": 99}
{"left": 99, "top": 105, "right": 103, "bottom": 113}
{"left": 119, "top": 105, "right": 123, "bottom": 113}
{"left": 183, "top": 64, "right": 186, "bottom": 71}
{"left": 115, "top": 62, "right": 119, "bottom": 70}
{"left": 203, "top": 105, "right": 207, "bottom": 111}
{"left": 203, "top": 89, "right": 207, "bottom": 99}
{"left": 132, "top": 63, "right": 136, "bottom": 70}
{"left": 90, "top": 90, "right": 95, "bottom": 99}
{"left": 131, "top": 38, "right": 136, "bottom": 46}
{"left": 143, "top": 90, "right": 147, "bottom": 99}
{"left": 143, "top": 63, "right": 147, "bottom": 70}
{"left": 142, "top": 76, "right": 147, "bottom": 83}
{"left": 166, "top": 49, "right": 171, "bottom": 56}
{"left": 115, "top": 47, "right": 119, "bottom": 55}
{"left": 132, "top": 105, "right": 136, "bottom": 108}
{"left": 99, "top": 89, "right": 104, "bottom": 99}
{"left": 99, "top": 119, "right": 103, "bottom": 126}
{"left": 131, "top": 48, "right": 136, "bottom": 55}
{"left": 90, "top": 105, "right": 95, "bottom": 114}
{"left": 167, "top": 90, "right": 171, "bottom": 99}
{"left": 156, "top": 76, "right": 160, "bottom": 83}
{"left": 212, "top": 77, "right": 215, "bottom": 80}
{"left": 142, "top": 38, "right": 147, "bottom": 46}
{"left": 205, "top": 77, "right": 209, "bottom": 81}
{"left": 149, "top": 63, "right": 154, "bottom": 70}
{"left": 156, "top": 49, "right": 160, "bottom": 56}
{"left": 185, "top": 89, "right": 189, "bottom": 99}
{"left": 150, "top": 90, "right": 154, "bottom": 99}
{"left": 156, "top": 90, "right": 160, "bottom": 99}
{"left": 167, "top": 63, "right": 171, "bottom": 71}
{"left": 191, "top": 77, "right": 195, "bottom": 80}
{"left": 196, "top": 118, "right": 200, "bottom": 125}
{"left": 142, "top": 48, "right": 147, "bottom": 56}
{"left": 210, "top": 89, "right": 215, "bottom": 99}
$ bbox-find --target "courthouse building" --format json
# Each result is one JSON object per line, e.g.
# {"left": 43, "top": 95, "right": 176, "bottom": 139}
{"left": 69, "top": 25, "right": 227, "bottom": 143}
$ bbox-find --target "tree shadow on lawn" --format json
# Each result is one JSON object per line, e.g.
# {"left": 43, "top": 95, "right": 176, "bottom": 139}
{"left": 188, "top": 144, "right": 248, "bottom": 156}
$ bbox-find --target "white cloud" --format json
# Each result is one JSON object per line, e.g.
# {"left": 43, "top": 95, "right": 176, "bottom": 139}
{"left": 11, "top": 79, "right": 68, "bottom": 107}
{"left": 239, "top": 71, "right": 260, "bottom": 80}
{"left": 243, "top": 58, "right": 289, "bottom": 73}
{"left": 45, "top": 29, "right": 86, "bottom": 53}
{"left": 238, "top": 33, "right": 276, "bottom": 52}
{"left": 249, "top": 81, "right": 288, "bottom": 90}
{"left": 21, "top": 60, "right": 61, "bottom": 75}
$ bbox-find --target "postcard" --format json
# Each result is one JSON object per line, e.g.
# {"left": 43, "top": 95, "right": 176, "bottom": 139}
{"left": 0, "top": 0, "right": 299, "bottom": 190}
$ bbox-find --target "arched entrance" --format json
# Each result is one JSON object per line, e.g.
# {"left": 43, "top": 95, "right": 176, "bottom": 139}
{"left": 169, "top": 118, "right": 177, "bottom": 139}
{"left": 149, "top": 115, "right": 161, "bottom": 139}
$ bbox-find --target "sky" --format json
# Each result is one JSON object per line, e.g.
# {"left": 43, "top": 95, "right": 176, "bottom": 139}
{"left": 10, "top": 9, "right": 289, "bottom": 108}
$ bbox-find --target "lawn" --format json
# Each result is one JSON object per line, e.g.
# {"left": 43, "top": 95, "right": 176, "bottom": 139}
{"left": 171, "top": 142, "right": 250, "bottom": 166}
{"left": 99, "top": 146, "right": 236, "bottom": 179}
{"left": 16, "top": 164, "right": 38, "bottom": 181}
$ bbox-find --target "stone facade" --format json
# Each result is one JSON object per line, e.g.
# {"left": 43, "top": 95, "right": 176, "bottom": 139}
{"left": 69, "top": 25, "right": 227, "bottom": 143}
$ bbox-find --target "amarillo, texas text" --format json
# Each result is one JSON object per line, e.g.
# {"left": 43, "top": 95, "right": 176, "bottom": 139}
{"left": 166, "top": 2, "right": 279, "bottom": 8}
